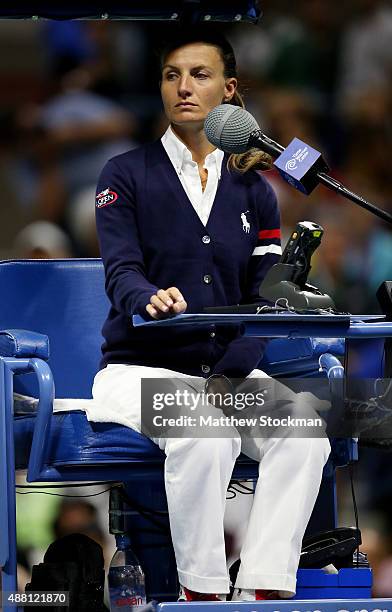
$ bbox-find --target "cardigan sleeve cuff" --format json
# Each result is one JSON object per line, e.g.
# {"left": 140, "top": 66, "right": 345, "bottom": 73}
{"left": 133, "top": 288, "right": 160, "bottom": 321}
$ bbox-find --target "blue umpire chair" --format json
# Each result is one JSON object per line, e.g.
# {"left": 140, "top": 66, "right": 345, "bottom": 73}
{"left": 0, "top": 258, "right": 353, "bottom": 609}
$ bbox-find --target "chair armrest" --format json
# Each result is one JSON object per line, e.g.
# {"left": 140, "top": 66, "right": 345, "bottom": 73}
{"left": 1, "top": 355, "right": 55, "bottom": 481}
{"left": 318, "top": 352, "right": 358, "bottom": 467}
{"left": 0, "top": 329, "right": 49, "bottom": 360}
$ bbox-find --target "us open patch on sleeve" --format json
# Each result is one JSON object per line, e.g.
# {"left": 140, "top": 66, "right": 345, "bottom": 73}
{"left": 96, "top": 188, "right": 118, "bottom": 208}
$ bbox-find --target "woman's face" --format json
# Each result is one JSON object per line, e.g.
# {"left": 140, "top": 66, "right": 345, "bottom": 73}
{"left": 161, "top": 42, "right": 237, "bottom": 130}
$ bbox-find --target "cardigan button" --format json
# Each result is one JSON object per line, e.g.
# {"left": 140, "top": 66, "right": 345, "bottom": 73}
{"left": 203, "top": 274, "right": 212, "bottom": 284}
{"left": 202, "top": 235, "right": 211, "bottom": 244}
{"left": 201, "top": 364, "right": 211, "bottom": 374}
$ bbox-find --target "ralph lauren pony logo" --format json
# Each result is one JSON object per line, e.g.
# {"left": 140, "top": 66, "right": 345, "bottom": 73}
{"left": 241, "top": 211, "right": 250, "bottom": 233}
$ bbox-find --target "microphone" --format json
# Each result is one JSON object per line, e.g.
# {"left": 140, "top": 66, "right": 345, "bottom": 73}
{"left": 204, "top": 104, "right": 392, "bottom": 224}
{"left": 204, "top": 104, "right": 328, "bottom": 194}
{"left": 204, "top": 104, "right": 282, "bottom": 156}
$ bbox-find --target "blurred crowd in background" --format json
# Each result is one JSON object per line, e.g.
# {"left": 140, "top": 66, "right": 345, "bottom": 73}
{"left": 2, "top": 0, "right": 392, "bottom": 598}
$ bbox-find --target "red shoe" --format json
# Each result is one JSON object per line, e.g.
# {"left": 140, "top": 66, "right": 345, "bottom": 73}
{"left": 178, "top": 586, "right": 221, "bottom": 601}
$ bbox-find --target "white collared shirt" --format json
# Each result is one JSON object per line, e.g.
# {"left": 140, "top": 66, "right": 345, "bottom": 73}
{"left": 161, "top": 125, "right": 224, "bottom": 226}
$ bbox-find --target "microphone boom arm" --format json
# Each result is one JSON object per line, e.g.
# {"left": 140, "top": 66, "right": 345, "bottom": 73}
{"left": 249, "top": 130, "right": 392, "bottom": 225}
{"left": 205, "top": 105, "right": 391, "bottom": 225}
{"left": 317, "top": 172, "right": 392, "bottom": 225}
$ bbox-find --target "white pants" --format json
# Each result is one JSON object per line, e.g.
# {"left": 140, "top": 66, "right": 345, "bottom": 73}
{"left": 92, "top": 365, "right": 330, "bottom": 596}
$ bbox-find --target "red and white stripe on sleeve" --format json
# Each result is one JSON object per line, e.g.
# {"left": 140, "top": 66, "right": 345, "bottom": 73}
{"left": 251, "top": 228, "right": 282, "bottom": 257}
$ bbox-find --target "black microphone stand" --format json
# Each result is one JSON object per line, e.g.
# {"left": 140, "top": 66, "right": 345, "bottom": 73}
{"left": 250, "top": 130, "right": 392, "bottom": 225}
{"left": 317, "top": 173, "right": 392, "bottom": 225}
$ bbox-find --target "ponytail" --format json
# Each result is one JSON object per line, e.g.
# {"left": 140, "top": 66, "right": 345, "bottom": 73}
{"left": 227, "top": 92, "right": 272, "bottom": 173}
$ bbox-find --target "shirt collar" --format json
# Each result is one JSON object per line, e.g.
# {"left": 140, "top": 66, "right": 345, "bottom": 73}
{"left": 161, "top": 125, "right": 224, "bottom": 178}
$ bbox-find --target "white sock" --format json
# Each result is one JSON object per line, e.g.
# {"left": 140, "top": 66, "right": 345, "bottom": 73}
{"left": 233, "top": 588, "right": 255, "bottom": 601}
{"left": 218, "top": 594, "right": 227, "bottom": 601}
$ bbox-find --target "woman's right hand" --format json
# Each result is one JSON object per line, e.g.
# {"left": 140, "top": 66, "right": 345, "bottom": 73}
{"left": 146, "top": 287, "right": 187, "bottom": 320}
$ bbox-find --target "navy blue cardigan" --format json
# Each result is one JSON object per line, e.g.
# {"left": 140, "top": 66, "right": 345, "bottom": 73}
{"left": 95, "top": 140, "right": 281, "bottom": 377}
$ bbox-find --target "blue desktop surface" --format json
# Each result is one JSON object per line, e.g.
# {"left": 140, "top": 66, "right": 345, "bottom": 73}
{"left": 132, "top": 313, "right": 389, "bottom": 339}
{"left": 133, "top": 313, "right": 382, "bottom": 326}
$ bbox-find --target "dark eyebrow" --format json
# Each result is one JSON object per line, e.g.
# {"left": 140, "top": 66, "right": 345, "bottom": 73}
{"left": 162, "top": 64, "right": 179, "bottom": 72}
{"left": 162, "top": 64, "right": 212, "bottom": 72}
{"left": 190, "top": 65, "right": 212, "bottom": 73}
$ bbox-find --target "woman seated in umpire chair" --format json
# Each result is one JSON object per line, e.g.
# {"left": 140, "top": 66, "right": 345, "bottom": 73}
{"left": 92, "top": 27, "right": 331, "bottom": 602}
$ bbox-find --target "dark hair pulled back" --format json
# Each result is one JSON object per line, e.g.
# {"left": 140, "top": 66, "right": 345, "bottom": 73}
{"left": 159, "top": 27, "right": 271, "bottom": 173}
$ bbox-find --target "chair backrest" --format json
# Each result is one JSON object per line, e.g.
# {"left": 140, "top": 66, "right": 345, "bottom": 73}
{"left": 0, "top": 259, "right": 109, "bottom": 398}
